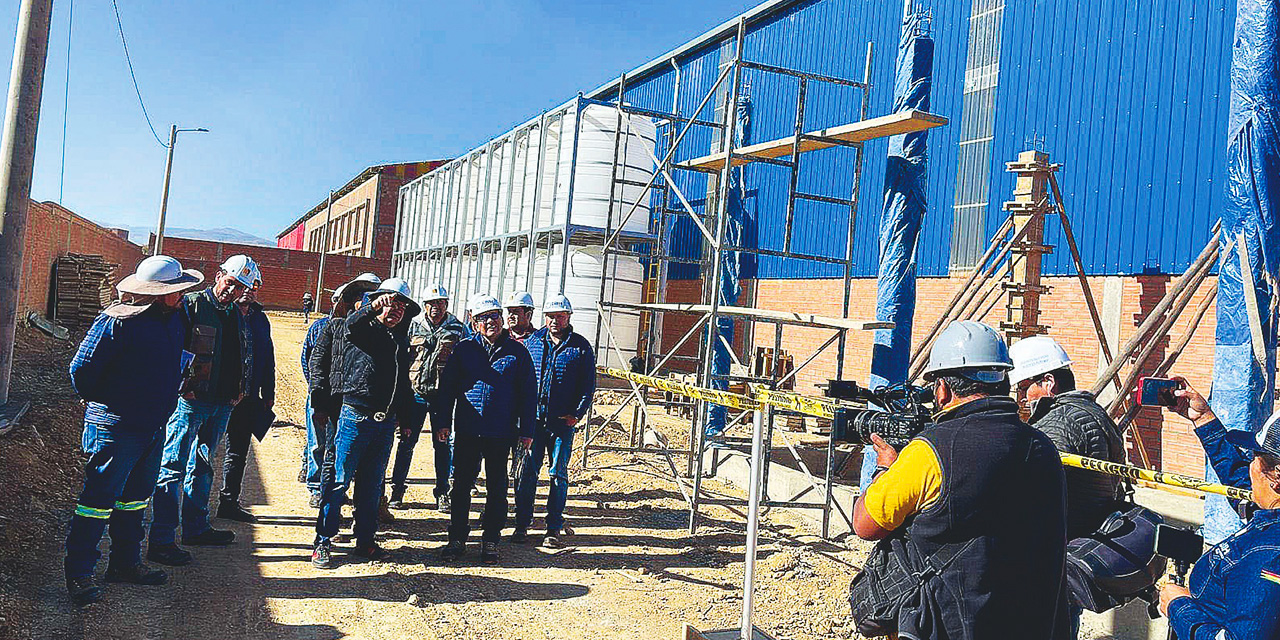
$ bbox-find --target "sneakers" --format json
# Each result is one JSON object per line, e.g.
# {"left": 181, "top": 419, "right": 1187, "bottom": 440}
{"left": 379, "top": 497, "right": 396, "bottom": 523}
{"left": 297, "top": 466, "right": 307, "bottom": 484}
{"left": 66, "top": 575, "right": 101, "bottom": 606}
{"left": 309, "top": 493, "right": 322, "bottom": 509}
{"left": 481, "top": 542, "right": 499, "bottom": 563}
{"left": 350, "top": 543, "right": 388, "bottom": 562}
{"left": 440, "top": 540, "right": 466, "bottom": 561}
{"left": 182, "top": 528, "right": 236, "bottom": 546}
{"left": 146, "top": 543, "right": 193, "bottom": 566}
{"left": 510, "top": 529, "right": 529, "bottom": 544}
{"left": 104, "top": 562, "right": 167, "bottom": 585}
{"left": 216, "top": 500, "right": 257, "bottom": 523}
{"left": 436, "top": 494, "right": 451, "bottom": 514}
{"left": 312, "top": 542, "right": 334, "bottom": 569}
{"left": 542, "top": 530, "right": 561, "bottom": 549}
{"left": 388, "top": 487, "right": 406, "bottom": 511}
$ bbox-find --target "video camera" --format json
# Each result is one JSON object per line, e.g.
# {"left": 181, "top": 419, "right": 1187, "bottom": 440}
{"left": 825, "top": 380, "right": 935, "bottom": 449}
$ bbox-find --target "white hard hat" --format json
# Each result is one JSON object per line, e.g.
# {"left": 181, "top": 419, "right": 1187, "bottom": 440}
{"left": 543, "top": 294, "right": 573, "bottom": 314}
{"left": 332, "top": 272, "right": 382, "bottom": 304}
{"left": 117, "top": 255, "right": 204, "bottom": 296}
{"left": 377, "top": 277, "right": 413, "bottom": 302}
{"left": 469, "top": 293, "right": 502, "bottom": 316}
{"left": 922, "top": 321, "right": 1013, "bottom": 383}
{"left": 422, "top": 283, "right": 449, "bottom": 303}
{"left": 503, "top": 291, "right": 535, "bottom": 309}
{"left": 219, "top": 255, "right": 259, "bottom": 287}
{"left": 1009, "top": 336, "right": 1073, "bottom": 385}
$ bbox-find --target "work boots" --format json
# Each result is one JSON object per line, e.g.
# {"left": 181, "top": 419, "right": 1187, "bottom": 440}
{"left": 388, "top": 487, "right": 407, "bottom": 511}
{"left": 440, "top": 540, "right": 466, "bottom": 561}
{"left": 146, "top": 543, "right": 193, "bottom": 566}
{"left": 481, "top": 542, "right": 499, "bottom": 563}
{"left": 379, "top": 496, "right": 396, "bottom": 523}
{"left": 66, "top": 575, "right": 101, "bottom": 607}
{"left": 182, "top": 528, "right": 236, "bottom": 546}
{"left": 105, "top": 562, "right": 167, "bottom": 585}
{"left": 216, "top": 500, "right": 257, "bottom": 523}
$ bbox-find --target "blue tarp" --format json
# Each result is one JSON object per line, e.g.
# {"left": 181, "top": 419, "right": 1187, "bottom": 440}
{"left": 861, "top": 12, "right": 935, "bottom": 487}
{"left": 1206, "top": 0, "right": 1280, "bottom": 544}
{"left": 706, "top": 94, "right": 754, "bottom": 438}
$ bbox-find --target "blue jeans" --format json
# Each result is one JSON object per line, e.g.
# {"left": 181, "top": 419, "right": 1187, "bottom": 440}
{"left": 304, "top": 396, "right": 339, "bottom": 496}
{"left": 150, "top": 398, "right": 233, "bottom": 545}
{"left": 314, "top": 405, "right": 395, "bottom": 547}
{"left": 65, "top": 423, "right": 163, "bottom": 578}
{"left": 389, "top": 394, "right": 427, "bottom": 495}
{"left": 515, "top": 423, "right": 574, "bottom": 532}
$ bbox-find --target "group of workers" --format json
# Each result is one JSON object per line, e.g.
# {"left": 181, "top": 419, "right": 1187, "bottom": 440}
{"left": 852, "top": 320, "right": 1280, "bottom": 639}
{"left": 61, "top": 253, "right": 595, "bottom": 605}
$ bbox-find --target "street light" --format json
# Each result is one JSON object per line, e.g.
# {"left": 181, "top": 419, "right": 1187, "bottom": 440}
{"left": 152, "top": 124, "right": 208, "bottom": 255}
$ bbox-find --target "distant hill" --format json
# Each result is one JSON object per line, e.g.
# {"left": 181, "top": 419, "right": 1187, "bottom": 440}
{"left": 100, "top": 223, "right": 275, "bottom": 247}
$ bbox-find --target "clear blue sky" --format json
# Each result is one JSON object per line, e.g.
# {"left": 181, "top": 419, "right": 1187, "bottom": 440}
{"left": 2, "top": 0, "right": 759, "bottom": 240}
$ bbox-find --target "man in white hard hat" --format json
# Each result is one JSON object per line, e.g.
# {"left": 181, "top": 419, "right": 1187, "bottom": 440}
{"left": 852, "top": 321, "right": 1068, "bottom": 639}
{"left": 388, "top": 283, "right": 468, "bottom": 512}
{"left": 302, "top": 272, "right": 381, "bottom": 507}
{"left": 312, "top": 278, "right": 420, "bottom": 569}
{"left": 503, "top": 291, "right": 537, "bottom": 342}
{"left": 149, "top": 254, "right": 259, "bottom": 566}
{"left": 1009, "top": 336, "right": 1127, "bottom": 540}
{"left": 512, "top": 294, "right": 595, "bottom": 548}
{"left": 63, "top": 256, "right": 203, "bottom": 605}
{"left": 217, "top": 268, "right": 276, "bottom": 524}
{"left": 434, "top": 293, "right": 536, "bottom": 563}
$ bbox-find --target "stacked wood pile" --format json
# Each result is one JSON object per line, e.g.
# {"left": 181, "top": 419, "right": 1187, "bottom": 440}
{"left": 53, "top": 253, "right": 118, "bottom": 326}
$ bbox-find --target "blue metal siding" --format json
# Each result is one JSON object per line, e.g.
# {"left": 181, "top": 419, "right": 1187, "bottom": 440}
{"left": 591, "top": 0, "right": 1236, "bottom": 279}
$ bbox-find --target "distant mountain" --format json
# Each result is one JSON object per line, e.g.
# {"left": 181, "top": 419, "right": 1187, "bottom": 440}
{"left": 100, "top": 223, "right": 275, "bottom": 247}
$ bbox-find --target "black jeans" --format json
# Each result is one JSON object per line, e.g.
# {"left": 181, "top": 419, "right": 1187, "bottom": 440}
{"left": 449, "top": 434, "right": 512, "bottom": 544}
{"left": 220, "top": 396, "right": 262, "bottom": 505}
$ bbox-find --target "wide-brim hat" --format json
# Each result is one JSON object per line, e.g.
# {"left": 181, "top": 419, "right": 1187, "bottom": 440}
{"left": 332, "top": 278, "right": 381, "bottom": 304}
{"left": 117, "top": 256, "right": 205, "bottom": 296}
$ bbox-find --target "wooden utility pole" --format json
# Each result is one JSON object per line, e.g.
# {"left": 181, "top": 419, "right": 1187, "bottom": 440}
{"left": 1001, "top": 150, "right": 1053, "bottom": 341}
{"left": 0, "top": 0, "right": 54, "bottom": 413}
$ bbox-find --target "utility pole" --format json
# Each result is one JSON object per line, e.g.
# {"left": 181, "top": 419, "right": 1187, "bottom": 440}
{"left": 314, "top": 190, "right": 334, "bottom": 308}
{"left": 152, "top": 125, "right": 207, "bottom": 255}
{"left": 0, "top": 0, "right": 54, "bottom": 412}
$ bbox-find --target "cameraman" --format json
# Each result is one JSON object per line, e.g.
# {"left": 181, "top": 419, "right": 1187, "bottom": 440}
{"left": 1156, "top": 380, "right": 1280, "bottom": 639}
{"left": 853, "top": 321, "right": 1069, "bottom": 639}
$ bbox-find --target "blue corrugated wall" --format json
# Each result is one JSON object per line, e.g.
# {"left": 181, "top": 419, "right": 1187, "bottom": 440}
{"left": 597, "top": 0, "right": 1235, "bottom": 279}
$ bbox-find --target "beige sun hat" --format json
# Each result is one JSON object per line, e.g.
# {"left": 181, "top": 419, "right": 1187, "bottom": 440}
{"left": 116, "top": 255, "right": 205, "bottom": 296}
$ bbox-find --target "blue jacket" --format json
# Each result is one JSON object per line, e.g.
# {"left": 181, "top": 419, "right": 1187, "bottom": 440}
{"left": 1167, "top": 418, "right": 1280, "bottom": 639}
{"left": 239, "top": 301, "right": 275, "bottom": 402}
{"left": 301, "top": 315, "right": 330, "bottom": 384}
{"left": 524, "top": 326, "right": 595, "bottom": 427}
{"left": 70, "top": 304, "right": 186, "bottom": 431}
{"left": 432, "top": 332, "right": 536, "bottom": 440}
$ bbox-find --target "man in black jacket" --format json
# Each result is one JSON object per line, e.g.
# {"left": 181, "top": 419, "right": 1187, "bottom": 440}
{"left": 311, "top": 278, "right": 419, "bottom": 569}
{"left": 216, "top": 276, "right": 275, "bottom": 523}
{"left": 1009, "top": 336, "right": 1128, "bottom": 539}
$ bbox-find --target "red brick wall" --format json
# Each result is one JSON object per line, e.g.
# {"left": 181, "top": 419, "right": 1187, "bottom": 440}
{"left": 20, "top": 201, "right": 145, "bottom": 317}
{"left": 657, "top": 274, "right": 1253, "bottom": 477}
{"left": 156, "top": 235, "right": 390, "bottom": 312}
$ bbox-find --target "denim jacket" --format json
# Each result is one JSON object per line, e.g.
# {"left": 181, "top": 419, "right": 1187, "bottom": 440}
{"left": 1168, "top": 418, "right": 1280, "bottom": 639}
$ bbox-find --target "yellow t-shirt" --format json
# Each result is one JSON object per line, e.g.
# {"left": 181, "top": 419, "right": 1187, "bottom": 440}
{"left": 861, "top": 439, "right": 945, "bottom": 531}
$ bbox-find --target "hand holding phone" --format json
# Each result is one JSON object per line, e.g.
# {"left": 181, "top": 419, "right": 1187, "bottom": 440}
{"left": 1138, "top": 377, "right": 1182, "bottom": 407}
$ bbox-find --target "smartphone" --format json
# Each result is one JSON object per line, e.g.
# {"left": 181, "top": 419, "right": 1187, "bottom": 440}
{"left": 1154, "top": 524, "right": 1203, "bottom": 564}
{"left": 1138, "top": 377, "right": 1181, "bottom": 407}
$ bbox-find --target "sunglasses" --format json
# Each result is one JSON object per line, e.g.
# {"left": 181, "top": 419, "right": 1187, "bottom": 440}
{"left": 475, "top": 312, "right": 502, "bottom": 323}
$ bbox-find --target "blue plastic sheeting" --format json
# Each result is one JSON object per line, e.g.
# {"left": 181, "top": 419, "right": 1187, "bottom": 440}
{"left": 861, "top": 12, "right": 935, "bottom": 488}
{"left": 705, "top": 94, "right": 754, "bottom": 438}
{"left": 1206, "top": 0, "right": 1280, "bottom": 545}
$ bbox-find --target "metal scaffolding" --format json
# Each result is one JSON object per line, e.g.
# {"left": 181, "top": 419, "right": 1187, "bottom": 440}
{"left": 582, "top": 18, "right": 944, "bottom": 538}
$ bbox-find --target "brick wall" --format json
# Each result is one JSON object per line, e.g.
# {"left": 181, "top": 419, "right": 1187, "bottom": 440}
{"left": 155, "top": 235, "right": 390, "bottom": 312}
{"left": 20, "top": 201, "right": 145, "bottom": 317}
{"left": 657, "top": 273, "right": 1250, "bottom": 477}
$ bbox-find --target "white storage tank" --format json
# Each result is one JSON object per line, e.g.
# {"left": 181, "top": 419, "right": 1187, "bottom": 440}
{"left": 550, "top": 104, "right": 658, "bottom": 236}
{"left": 534, "top": 245, "right": 643, "bottom": 369}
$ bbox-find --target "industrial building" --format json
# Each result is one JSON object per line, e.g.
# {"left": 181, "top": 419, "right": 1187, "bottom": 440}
{"left": 391, "top": 0, "right": 1250, "bottom": 482}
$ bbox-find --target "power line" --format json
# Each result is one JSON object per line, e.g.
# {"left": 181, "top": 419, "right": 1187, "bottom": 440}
{"left": 58, "top": 0, "right": 72, "bottom": 201}
{"left": 110, "top": 0, "right": 166, "bottom": 148}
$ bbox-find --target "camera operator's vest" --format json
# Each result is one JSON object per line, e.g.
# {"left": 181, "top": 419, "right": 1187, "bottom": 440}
{"left": 904, "top": 396, "right": 1069, "bottom": 640}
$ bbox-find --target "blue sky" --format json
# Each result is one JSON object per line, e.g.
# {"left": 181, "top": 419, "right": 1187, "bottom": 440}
{"left": 2, "top": 0, "right": 759, "bottom": 240}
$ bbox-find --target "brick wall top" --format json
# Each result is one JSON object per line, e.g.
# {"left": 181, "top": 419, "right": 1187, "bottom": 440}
{"left": 21, "top": 200, "right": 145, "bottom": 317}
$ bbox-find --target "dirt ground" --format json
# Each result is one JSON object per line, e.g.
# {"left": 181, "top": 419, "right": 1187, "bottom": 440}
{"left": 1, "top": 311, "right": 874, "bottom": 640}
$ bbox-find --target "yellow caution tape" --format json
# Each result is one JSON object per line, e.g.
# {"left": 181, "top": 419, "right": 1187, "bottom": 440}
{"left": 600, "top": 366, "right": 1255, "bottom": 504}
{"left": 1060, "top": 453, "right": 1253, "bottom": 503}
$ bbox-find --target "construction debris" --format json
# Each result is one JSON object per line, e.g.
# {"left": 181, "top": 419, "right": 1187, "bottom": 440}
{"left": 52, "top": 253, "right": 118, "bottom": 326}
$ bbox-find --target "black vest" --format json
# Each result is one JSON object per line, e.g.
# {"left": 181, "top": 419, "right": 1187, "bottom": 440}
{"left": 906, "top": 396, "right": 1070, "bottom": 640}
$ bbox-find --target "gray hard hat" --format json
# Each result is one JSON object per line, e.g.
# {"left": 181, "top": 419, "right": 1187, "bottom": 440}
{"left": 921, "top": 320, "right": 1013, "bottom": 383}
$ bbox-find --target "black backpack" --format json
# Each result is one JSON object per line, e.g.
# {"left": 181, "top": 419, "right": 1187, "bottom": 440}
{"left": 1065, "top": 504, "right": 1168, "bottom": 613}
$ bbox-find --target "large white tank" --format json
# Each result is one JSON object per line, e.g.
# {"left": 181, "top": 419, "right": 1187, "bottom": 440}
{"left": 533, "top": 245, "right": 643, "bottom": 369}
{"left": 550, "top": 104, "right": 657, "bottom": 236}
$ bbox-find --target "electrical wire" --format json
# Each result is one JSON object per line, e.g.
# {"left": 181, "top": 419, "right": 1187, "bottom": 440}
{"left": 58, "top": 0, "right": 72, "bottom": 201}
{"left": 111, "top": 0, "right": 166, "bottom": 148}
